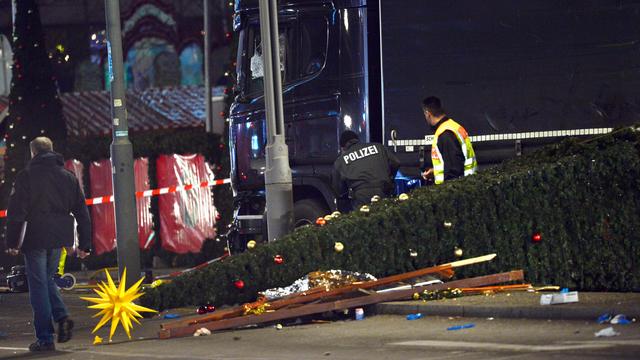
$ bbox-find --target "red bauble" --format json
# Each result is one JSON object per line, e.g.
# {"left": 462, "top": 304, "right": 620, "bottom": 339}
{"left": 234, "top": 279, "right": 245, "bottom": 289}
{"left": 532, "top": 233, "right": 542, "bottom": 243}
{"left": 205, "top": 304, "right": 216, "bottom": 312}
{"left": 274, "top": 255, "right": 284, "bottom": 264}
{"left": 196, "top": 305, "right": 207, "bottom": 314}
{"left": 315, "top": 217, "right": 326, "bottom": 226}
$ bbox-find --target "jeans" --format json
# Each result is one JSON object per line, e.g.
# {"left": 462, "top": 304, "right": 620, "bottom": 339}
{"left": 23, "top": 248, "right": 69, "bottom": 343}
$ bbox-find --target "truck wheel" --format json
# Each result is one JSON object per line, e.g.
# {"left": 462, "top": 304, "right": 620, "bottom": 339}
{"left": 294, "top": 199, "right": 329, "bottom": 228}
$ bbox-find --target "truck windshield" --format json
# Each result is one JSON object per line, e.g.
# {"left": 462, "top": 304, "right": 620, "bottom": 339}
{"left": 236, "top": 15, "right": 328, "bottom": 100}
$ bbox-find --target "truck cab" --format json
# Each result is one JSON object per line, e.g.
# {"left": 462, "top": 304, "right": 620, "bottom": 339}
{"left": 230, "top": 0, "right": 374, "bottom": 244}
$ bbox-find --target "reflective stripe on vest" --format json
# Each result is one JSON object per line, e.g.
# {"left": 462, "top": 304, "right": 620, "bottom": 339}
{"left": 431, "top": 118, "right": 478, "bottom": 184}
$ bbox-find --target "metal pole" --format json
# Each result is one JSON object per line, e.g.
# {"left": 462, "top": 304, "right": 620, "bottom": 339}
{"left": 203, "top": 0, "right": 213, "bottom": 133}
{"left": 258, "top": 0, "right": 293, "bottom": 241}
{"left": 104, "top": 0, "right": 140, "bottom": 287}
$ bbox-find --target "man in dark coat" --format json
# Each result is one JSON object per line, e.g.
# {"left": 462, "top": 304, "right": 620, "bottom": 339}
{"left": 333, "top": 130, "right": 400, "bottom": 210}
{"left": 4, "top": 137, "right": 91, "bottom": 352}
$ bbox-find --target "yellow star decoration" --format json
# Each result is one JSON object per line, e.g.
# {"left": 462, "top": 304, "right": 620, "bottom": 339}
{"left": 81, "top": 268, "right": 156, "bottom": 341}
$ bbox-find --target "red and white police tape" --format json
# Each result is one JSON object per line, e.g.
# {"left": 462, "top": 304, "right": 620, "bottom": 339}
{"left": 0, "top": 178, "right": 231, "bottom": 218}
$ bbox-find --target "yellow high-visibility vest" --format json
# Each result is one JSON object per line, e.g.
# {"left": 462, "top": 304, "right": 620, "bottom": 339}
{"left": 431, "top": 118, "right": 478, "bottom": 184}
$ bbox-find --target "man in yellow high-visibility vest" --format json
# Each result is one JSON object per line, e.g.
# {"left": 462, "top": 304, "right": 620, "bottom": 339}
{"left": 420, "top": 96, "right": 477, "bottom": 184}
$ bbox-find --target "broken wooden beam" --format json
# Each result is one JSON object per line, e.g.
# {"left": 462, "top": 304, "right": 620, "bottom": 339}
{"left": 159, "top": 269, "right": 523, "bottom": 339}
{"left": 161, "top": 253, "right": 495, "bottom": 330}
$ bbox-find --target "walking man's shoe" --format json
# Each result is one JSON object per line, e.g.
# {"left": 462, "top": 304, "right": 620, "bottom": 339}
{"left": 29, "top": 341, "right": 55, "bottom": 352}
{"left": 57, "top": 317, "right": 74, "bottom": 343}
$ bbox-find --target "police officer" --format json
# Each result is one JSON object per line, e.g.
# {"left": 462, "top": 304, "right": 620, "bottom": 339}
{"left": 333, "top": 130, "right": 399, "bottom": 210}
{"left": 421, "top": 96, "right": 477, "bottom": 184}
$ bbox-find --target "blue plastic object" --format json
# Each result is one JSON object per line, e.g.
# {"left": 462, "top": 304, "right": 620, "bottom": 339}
{"left": 560, "top": 288, "right": 569, "bottom": 293}
{"left": 447, "top": 323, "right": 476, "bottom": 331}
{"left": 597, "top": 313, "right": 612, "bottom": 324}
{"left": 163, "top": 313, "right": 181, "bottom": 319}
{"left": 406, "top": 313, "right": 423, "bottom": 320}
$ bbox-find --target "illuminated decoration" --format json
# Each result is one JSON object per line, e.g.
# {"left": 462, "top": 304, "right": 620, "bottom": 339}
{"left": 81, "top": 269, "right": 157, "bottom": 341}
{"left": 454, "top": 247, "right": 463, "bottom": 257}
{"left": 532, "top": 233, "right": 542, "bottom": 243}
{"left": 234, "top": 279, "right": 245, "bottom": 289}
{"left": 398, "top": 193, "right": 409, "bottom": 201}
{"left": 359, "top": 205, "right": 370, "bottom": 213}
{"left": 334, "top": 242, "right": 344, "bottom": 252}
{"left": 370, "top": 195, "right": 380, "bottom": 203}
{"left": 246, "top": 240, "right": 257, "bottom": 249}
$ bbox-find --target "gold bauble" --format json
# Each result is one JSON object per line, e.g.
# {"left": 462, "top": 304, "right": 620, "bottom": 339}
{"left": 454, "top": 247, "right": 463, "bottom": 257}
{"left": 370, "top": 195, "right": 381, "bottom": 203}
{"left": 247, "top": 240, "right": 257, "bottom": 249}
{"left": 360, "top": 205, "right": 370, "bottom": 213}
{"left": 334, "top": 242, "right": 344, "bottom": 252}
{"left": 398, "top": 193, "right": 409, "bottom": 201}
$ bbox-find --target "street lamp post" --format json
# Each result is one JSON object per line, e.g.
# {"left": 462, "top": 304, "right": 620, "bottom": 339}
{"left": 257, "top": 0, "right": 294, "bottom": 242}
{"left": 104, "top": 0, "right": 141, "bottom": 286}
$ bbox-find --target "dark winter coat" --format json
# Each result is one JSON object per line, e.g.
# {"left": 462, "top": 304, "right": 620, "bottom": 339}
{"left": 4, "top": 151, "right": 92, "bottom": 252}
{"left": 332, "top": 139, "right": 400, "bottom": 208}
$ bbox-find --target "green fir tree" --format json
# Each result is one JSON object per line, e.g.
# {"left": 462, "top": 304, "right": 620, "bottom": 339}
{"left": 2, "top": 0, "right": 67, "bottom": 202}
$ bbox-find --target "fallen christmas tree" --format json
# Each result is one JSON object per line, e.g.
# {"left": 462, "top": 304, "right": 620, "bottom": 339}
{"left": 141, "top": 126, "right": 640, "bottom": 312}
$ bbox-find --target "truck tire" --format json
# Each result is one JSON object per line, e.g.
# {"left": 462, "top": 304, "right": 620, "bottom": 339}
{"left": 294, "top": 199, "right": 329, "bottom": 228}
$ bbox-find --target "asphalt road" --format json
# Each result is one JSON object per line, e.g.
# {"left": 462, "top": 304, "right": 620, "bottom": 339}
{"left": 1, "top": 292, "right": 639, "bottom": 360}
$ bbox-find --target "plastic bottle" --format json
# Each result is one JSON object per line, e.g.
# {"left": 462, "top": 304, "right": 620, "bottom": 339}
{"left": 406, "top": 313, "right": 423, "bottom": 320}
{"left": 354, "top": 308, "right": 364, "bottom": 320}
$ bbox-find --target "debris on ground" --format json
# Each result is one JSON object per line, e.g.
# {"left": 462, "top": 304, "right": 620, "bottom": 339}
{"left": 540, "top": 290, "right": 579, "bottom": 305}
{"left": 594, "top": 327, "right": 620, "bottom": 337}
{"left": 447, "top": 323, "right": 476, "bottom": 331}
{"left": 193, "top": 327, "right": 211, "bottom": 336}
{"left": 611, "top": 314, "right": 631, "bottom": 325}
{"left": 159, "top": 254, "right": 526, "bottom": 339}
{"left": 406, "top": 313, "right": 423, "bottom": 320}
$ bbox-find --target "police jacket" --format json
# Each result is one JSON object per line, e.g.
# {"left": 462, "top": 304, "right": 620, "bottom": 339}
{"left": 332, "top": 139, "right": 400, "bottom": 197}
{"left": 5, "top": 151, "right": 92, "bottom": 252}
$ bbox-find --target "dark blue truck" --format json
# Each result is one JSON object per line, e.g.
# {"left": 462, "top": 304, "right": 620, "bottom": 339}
{"left": 228, "top": 0, "right": 640, "bottom": 244}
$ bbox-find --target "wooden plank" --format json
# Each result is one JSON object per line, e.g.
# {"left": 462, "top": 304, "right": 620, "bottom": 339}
{"left": 159, "top": 270, "right": 523, "bottom": 339}
{"left": 160, "top": 254, "right": 494, "bottom": 330}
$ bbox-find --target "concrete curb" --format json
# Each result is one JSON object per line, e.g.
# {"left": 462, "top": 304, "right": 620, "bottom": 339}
{"left": 373, "top": 302, "right": 640, "bottom": 321}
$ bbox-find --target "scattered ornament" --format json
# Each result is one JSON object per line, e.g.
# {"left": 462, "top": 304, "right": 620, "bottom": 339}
{"left": 323, "top": 214, "right": 333, "bottom": 221}
{"left": 316, "top": 217, "right": 326, "bottom": 226}
{"left": 331, "top": 211, "right": 341, "bottom": 218}
{"left": 246, "top": 240, "right": 257, "bottom": 249}
{"left": 334, "top": 242, "right": 344, "bottom": 252}
{"left": 398, "top": 193, "right": 409, "bottom": 201}
{"left": 532, "top": 233, "right": 542, "bottom": 243}
{"left": 205, "top": 304, "right": 216, "bottom": 313}
{"left": 409, "top": 249, "right": 418, "bottom": 257}
{"left": 412, "top": 292, "right": 420, "bottom": 300}
{"left": 360, "top": 205, "right": 370, "bottom": 213}
{"left": 193, "top": 327, "right": 212, "bottom": 336}
{"left": 150, "top": 279, "right": 166, "bottom": 288}
{"left": 370, "top": 195, "right": 381, "bottom": 203}
{"left": 234, "top": 279, "right": 245, "bottom": 289}
{"left": 443, "top": 221, "right": 452, "bottom": 228}
{"left": 275, "top": 323, "right": 283, "bottom": 330}
{"left": 274, "top": 255, "right": 284, "bottom": 265}
{"left": 93, "top": 335, "right": 103, "bottom": 345}
{"left": 80, "top": 268, "right": 157, "bottom": 341}
{"left": 196, "top": 306, "right": 207, "bottom": 315}
{"left": 454, "top": 247, "right": 463, "bottom": 258}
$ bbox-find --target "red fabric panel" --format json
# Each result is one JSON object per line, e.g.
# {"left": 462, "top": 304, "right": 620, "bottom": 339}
{"left": 64, "top": 159, "right": 84, "bottom": 188}
{"left": 89, "top": 158, "right": 154, "bottom": 255}
{"left": 157, "top": 154, "right": 216, "bottom": 254}
{"left": 134, "top": 158, "right": 154, "bottom": 250}
{"left": 89, "top": 159, "right": 116, "bottom": 255}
